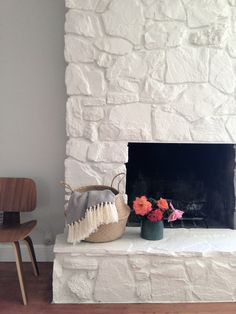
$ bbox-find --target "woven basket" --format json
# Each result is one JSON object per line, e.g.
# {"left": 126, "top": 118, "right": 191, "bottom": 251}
{"left": 77, "top": 185, "right": 130, "bottom": 243}
{"left": 65, "top": 173, "right": 130, "bottom": 243}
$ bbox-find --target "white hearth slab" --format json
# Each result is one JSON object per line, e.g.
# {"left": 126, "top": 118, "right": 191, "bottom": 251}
{"left": 53, "top": 228, "right": 236, "bottom": 303}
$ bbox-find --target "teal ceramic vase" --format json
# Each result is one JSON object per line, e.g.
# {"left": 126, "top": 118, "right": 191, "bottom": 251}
{"left": 141, "top": 218, "right": 164, "bottom": 240}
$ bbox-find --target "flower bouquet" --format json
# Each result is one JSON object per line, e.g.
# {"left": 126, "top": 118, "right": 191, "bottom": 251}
{"left": 133, "top": 196, "right": 184, "bottom": 240}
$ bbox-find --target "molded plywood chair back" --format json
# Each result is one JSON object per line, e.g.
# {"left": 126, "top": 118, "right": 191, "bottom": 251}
{"left": 0, "top": 178, "right": 39, "bottom": 305}
{"left": 0, "top": 178, "right": 36, "bottom": 213}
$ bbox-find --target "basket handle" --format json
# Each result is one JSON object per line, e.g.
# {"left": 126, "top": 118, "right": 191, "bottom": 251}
{"left": 111, "top": 173, "right": 126, "bottom": 192}
{"left": 60, "top": 181, "right": 74, "bottom": 194}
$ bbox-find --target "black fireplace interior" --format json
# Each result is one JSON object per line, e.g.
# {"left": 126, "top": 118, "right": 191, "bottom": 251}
{"left": 126, "top": 143, "right": 235, "bottom": 228}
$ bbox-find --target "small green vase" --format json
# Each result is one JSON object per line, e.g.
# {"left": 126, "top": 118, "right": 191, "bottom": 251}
{"left": 141, "top": 218, "right": 164, "bottom": 240}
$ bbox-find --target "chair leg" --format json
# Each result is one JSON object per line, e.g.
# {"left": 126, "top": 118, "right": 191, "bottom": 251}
{"left": 12, "top": 241, "right": 28, "bottom": 305}
{"left": 24, "top": 236, "right": 39, "bottom": 276}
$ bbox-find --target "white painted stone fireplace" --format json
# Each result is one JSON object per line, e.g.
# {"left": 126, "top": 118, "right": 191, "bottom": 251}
{"left": 53, "top": 228, "right": 236, "bottom": 303}
{"left": 65, "top": 0, "right": 236, "bottom": 194}
{"left": 54, "top": 0, "right": 236, "bottom": 304}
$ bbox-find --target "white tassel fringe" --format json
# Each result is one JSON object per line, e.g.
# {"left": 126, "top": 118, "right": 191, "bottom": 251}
{"left": 67, "top": 202, "right": 118, "bottom": 244}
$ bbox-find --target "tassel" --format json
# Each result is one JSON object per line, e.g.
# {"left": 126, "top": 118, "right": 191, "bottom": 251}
{"left": 67, "top": 201, "right": 119, "bottom": 243}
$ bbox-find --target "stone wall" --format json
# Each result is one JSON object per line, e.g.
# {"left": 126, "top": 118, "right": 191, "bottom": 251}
{"left": 53, "top": 228, "right": 236, "bottom": 303}
{"left": 65, "top": 0, "right": 236, "bottom": 190}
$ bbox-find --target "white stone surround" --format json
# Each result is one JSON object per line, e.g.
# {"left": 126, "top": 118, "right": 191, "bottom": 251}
{"left": 62, "top": 0, "right": 236, "bottom": 304}
{"left": 65, "top": 0, "right": 236, "bottom": 190}
{"left": 53, "top": 227, "right": 236, "bottom": 303}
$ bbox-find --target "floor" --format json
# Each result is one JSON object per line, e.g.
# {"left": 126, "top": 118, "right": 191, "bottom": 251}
{"left": 1, "top": 262, "right": 236, "bottom": 314}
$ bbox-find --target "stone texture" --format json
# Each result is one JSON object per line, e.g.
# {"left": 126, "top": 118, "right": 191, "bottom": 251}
{"left": 96, "top": 53, "right": 114, "bottom": 68}
{"left": 65, "top": 35, "right": 95, "bottom": 63}
{"left": 171, "top": 84, "right": 230, "bottom": 121}
{"left": 99, "top": 123, "right": 120, "bottom": 141}
{"left": 102, "top": 0, "right": 145, "bottom": 45}
{"left": 190, "top": 259, "right": 236, "bottom": 300}
{"left": 109, "top": 79, "right": 139, "bottom": 93}
{"left": 83, "top": 123, "right": 99, "bottom": 142}
{"left": 66, "top": 0, "right": 99, "bottom": 10}
{"left": 107, "top": 52, "right": 148, "bottom": 81}
{"left": 99, "top": 122, "right": 152, "bottom": 141}
{"left": 210, "top": 50, "right": 235, "bottom": 94}
{"left": 153, "top": 109, "right": 192, "bottom": 142}
{"left": 136, "top": 281, "right": 152, "bottom": 300}
{"left": 66, "top": 108, "right": 99, "bottom": 140}
{"left": 94, "top": 258, "right": 136, "bottom": 302}
{"left": 215, "top": 97, "right": 236, "bottom": 115}
{"left": 232, "top": 8, "right": 236, "bottom": 33}
{"left": 64, "top": 0, "right": 236, "bottom": 198}
{"left": 87, "top": 271, "right": 97, "bottom": 280}
{"left": 227, "top": 36, "right": 236, "bottom": 57}
{"left": 191, "top": 285, "right": 233, "bottom": 302}
{"left": 66, "top": 138, "right": 89, "bottom": 162}
{"left": 151, "top": 264, "right": 188, "bottom": 280}
{"left": 226, "top": 117, "right": 236, "bottom": 141}
{"left": 107, "top": 92, "right": 139, "bottom": 104}
{"left": 63, "top": 257, "right": 98, "bottom": 270}
{"left": 94, "top": 163, "right": 127, "bottom": 192}
{"left": 151, "top": 256, "right": 184, "bottom": 267}
{"left": 95, "top": 37, "right": 133, "bottom": 55}
{"left": 145, "top": 22, "right": 186, "bottom": 49}
{"left": 144, "top": 0, "right": 186, "bottom": 21}
{"left": 65, "top": 158, "right": 102, "bottom": 189}
{"left": 142, "top": 0, "right": 154, "bottom": 5}
{"left": 80, "top": 97, "right": 106, "bottom": 107}
{"left": 83, "top": 107, "right": 104, "bottom": 121}
{"left": 166, "top": 47, "right": 209, "bottom": 83}
{"left": 65, "top": 10, "right": 102, "bottom": 37}
{"left": 185, "top": 0, "right": 229, "bottom": 28}
{"left": 66, "top": 97, "right": 100, "bottom": 140}
{"left": 53, "top": 228, "right": 236, "bottom": 303}
{"left": 106, "top": 103, "right": 152, "bottom": 141}
{"left": 88, "top": 143, "right": 128, "bottom": 163}
{"left": 134, "top": 271, "right": 149, "bottom": 281}
{"left": 66, "top": 97, "right": 83, "bottom": 137}
{"left": 151, "top": 277, "right": 191, "bottom": 302}
{"left": 66, "top": 64, "right": 106, "bottom": 96}
{"left": 146, "top": 51, "right": 165, "bottom": 81}
{"left": 96, "top": 0, "right": 111, "bottom": 12}
{"left": 107, "top": 50, "right": 165, "bottom": 82}
{"left": 92, "top": 161, "right": 124, "bottom": 175}
{"left": 62, "top": 11, "right": 236, "bottom": 307}
{"left": 185, "top": 260, "right": 208, "bottom": 282}
{"left": 68, "top": 273, "right": 93, "bottom": 301}
{"left": 129, "top": 256, "right": 150, "bottom": 269}
{"left": 189, "top": 24, "right": 228, "bottom": 47}
{"left": 190, "top": 118, "right": 230, "bottom": 142}
{"left": 66, "top": 64, "right": 90, "bottom": 96}
{"left": 141, "top": 79, "right": 186, "bottom": 103}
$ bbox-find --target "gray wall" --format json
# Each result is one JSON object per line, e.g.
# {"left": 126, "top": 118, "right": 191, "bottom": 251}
{"left": 0, "top": 0, "right": 66, "bottom": 245}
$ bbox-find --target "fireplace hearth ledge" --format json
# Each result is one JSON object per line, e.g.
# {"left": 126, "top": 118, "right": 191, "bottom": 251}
{"left": 53, "top": 227, "right": 236, "bottom": 303}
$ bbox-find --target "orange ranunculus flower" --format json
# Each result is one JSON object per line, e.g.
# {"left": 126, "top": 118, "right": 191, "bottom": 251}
{"left": 133, "top": 196, "right": 152, "bottom": 216}
{"left": 157, "top": 197, "right": 168, "bottom": 210}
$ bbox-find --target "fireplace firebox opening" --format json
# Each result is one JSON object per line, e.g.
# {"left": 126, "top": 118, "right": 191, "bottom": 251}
{"left": 126, "top": 143, "right": 235, "bottom": 229}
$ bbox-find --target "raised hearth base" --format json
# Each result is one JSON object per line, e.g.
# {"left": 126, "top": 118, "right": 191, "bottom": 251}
{"left": 53, "top": 228, "right": 236, "bottom": 303}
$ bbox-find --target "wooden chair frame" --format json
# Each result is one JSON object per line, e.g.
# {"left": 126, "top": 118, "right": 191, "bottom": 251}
{"left": 0, "top": 178, "right": 39, "bottom": 305}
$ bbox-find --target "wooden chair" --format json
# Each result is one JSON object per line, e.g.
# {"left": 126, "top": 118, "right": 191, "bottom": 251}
{"left": 0, "top": 178, "right": 39, "bottom": 305}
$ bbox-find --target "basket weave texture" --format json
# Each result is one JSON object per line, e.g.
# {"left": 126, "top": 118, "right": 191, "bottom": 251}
{"left": 74, "top": 184, "right": 130, "bottom": 243}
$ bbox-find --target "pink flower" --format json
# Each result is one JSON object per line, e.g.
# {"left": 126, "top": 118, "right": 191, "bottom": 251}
{"left": 168, "top": 203, "right": 184, "bottom": 222}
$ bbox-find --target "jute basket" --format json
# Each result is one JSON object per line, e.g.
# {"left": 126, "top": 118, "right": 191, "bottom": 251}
{"left": 65, "top": 173, "right": 130, "bottom": 243}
